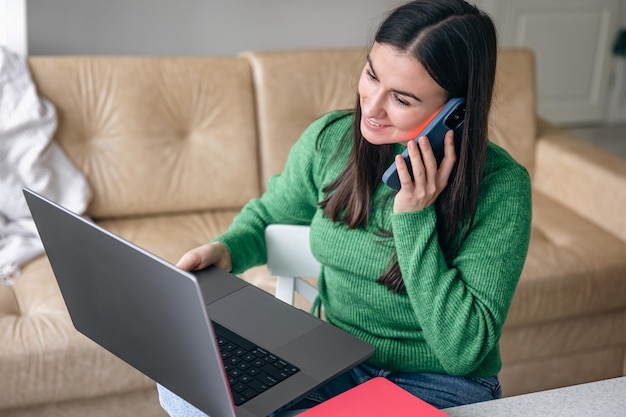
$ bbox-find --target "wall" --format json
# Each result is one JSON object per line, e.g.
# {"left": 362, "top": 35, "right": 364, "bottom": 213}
{"left": 27, "top": 0, "right": 405, "bottom": 56}
{"left": 22, "top": 0, "right": 626, "bottom": 125}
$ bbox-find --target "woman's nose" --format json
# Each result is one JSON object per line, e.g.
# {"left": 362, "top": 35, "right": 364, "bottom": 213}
{"left": 363, "top": 90, "right": 385, "bottom": 117}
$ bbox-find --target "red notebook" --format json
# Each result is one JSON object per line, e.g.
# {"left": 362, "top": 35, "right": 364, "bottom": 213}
{"left": 298, "top": 377, "right": 450, "bottom": 416}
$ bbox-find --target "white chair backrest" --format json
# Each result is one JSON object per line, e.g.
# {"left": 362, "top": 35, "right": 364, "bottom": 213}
{"left": 265, "top": 224, "right": 320, "bottom": 306}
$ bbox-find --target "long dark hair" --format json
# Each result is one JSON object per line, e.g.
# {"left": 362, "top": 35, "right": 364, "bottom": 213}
{"left": 319, "top": 0, "right": 498, "bottom": 293}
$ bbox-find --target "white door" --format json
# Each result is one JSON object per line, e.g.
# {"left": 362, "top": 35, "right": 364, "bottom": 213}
{"left": 476, "top": 0, "right": 619, "bottom": 126}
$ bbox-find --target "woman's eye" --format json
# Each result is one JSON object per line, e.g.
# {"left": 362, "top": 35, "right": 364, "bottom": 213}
{"left": 366, "top": 69, "right": 377, "bottom": 81}
{"left": 394, "top": 95, "right": 409, "bottom": 107}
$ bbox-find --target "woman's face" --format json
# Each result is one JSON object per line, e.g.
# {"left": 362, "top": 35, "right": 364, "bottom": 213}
{"left": 358, "top": 42, "right": 448, "bottom": 146}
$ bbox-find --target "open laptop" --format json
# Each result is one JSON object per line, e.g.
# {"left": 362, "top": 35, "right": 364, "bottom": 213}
{"left": 23, "top": 188, "right": 374, "bottom": 417}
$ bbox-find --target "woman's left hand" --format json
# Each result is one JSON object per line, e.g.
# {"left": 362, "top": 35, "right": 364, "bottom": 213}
{"left": 393, "top": 129, "right": 457, "bottom": 213}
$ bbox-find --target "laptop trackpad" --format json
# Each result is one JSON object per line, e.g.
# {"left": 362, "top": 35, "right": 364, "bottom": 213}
{"left": 206, "top": 286, "right": 321, "bottom": 350}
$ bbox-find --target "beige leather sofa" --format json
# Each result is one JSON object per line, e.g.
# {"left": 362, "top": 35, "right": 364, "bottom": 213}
{"left": 1, "top": 48, "right": 625, "bottom": 417}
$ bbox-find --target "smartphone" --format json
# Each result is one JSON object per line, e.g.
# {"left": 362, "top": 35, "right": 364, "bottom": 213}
{"left": 382, "top": 97, "right": 466, "bottom": 191}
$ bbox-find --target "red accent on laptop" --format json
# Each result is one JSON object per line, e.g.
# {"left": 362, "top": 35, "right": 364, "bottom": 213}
{"left": 298, "top": 377, "right": 451, "bottom": 416}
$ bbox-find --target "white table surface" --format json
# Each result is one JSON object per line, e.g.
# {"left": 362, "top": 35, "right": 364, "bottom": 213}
{"left": 444, "top": 377, "right": 626, "bottom": 417}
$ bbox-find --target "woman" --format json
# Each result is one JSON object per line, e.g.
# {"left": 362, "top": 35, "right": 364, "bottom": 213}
{"left": 159, "top": 0, "right": 532, "bottom": 414}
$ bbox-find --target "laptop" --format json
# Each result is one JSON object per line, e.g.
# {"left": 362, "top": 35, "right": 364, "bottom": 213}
{"left": 23, "top": 188, "right": 374, "bottom": 417}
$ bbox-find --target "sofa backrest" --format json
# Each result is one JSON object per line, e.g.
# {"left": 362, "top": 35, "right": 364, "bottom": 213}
{"left": 28, "top": 56, "right": 260, "bottom": 219}
{"left": 27, "top": 49, "right": 537, "bottom": 218}
{"left": 243, "top": 48, "right": 367, "bottom": 187}
{"left": 245, "top": 47, "right": 537, "bottom": 188}
{"left": 489, "top": 48, "right": 537, "bottom": 173}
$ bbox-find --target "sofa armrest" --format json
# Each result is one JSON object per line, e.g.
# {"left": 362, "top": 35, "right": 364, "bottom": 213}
{"left": 533, "top": 118, "right": 626, "bottom": 242}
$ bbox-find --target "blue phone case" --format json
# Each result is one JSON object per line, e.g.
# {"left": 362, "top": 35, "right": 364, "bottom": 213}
{"left": 382, "top": 97, "right": 465, "bottom": 191}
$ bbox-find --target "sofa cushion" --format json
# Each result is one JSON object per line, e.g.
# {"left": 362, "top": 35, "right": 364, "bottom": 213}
{"left": 27, "top": 57, "right": 260, "bottom": 220}
{"left": 489, "top": 48, "right": 537, "bottom": 173}
{"left": 506, "top": 191, "right": 626, "bottom": 327}
{"left": 498, "top": 345, "right": 625, "bottom": 396}
{"left": 242, "top": 48, "right": 366, "bottom": 187}
{"left": 501, "top": 309, "right": 626, "bottom": 366}
{"left": 0, "top": 388, "right": 166, "bottom": 417}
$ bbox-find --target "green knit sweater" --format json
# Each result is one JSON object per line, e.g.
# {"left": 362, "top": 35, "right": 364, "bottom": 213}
{"left": 216, "top": 111, "right": 532, "bottom": 377}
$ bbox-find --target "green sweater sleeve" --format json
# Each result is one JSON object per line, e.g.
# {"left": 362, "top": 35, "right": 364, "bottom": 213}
{"left": 214, "top": 112, "right": 343, "bottom": 273}
{"left": 392, "top": 146, "right": 532, "bottom": 375}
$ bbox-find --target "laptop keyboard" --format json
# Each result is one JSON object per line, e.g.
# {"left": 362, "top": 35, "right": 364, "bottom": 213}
{"left": 212, "top": 321, "right": 301, "bottom": 406}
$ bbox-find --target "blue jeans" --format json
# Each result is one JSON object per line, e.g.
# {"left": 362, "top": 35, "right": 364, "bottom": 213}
{"left": 158, "top": 363, "right": 501, "bottom": 416}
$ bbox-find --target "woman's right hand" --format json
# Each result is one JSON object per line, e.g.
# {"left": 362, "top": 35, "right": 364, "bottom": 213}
{"left": 176, "top": 242, "right": 233, "bottom": 272}
{"left": 393, "top": 130, "right": 456, "bottom": 213}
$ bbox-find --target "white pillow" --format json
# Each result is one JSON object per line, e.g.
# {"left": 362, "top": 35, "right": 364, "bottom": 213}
{"left": 0, "top": 45, "right": 92, "bottom": 277}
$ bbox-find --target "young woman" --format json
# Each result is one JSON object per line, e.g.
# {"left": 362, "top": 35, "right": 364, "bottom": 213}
{"left": 159, "top": 0, "right": 532, "bottom": 414}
